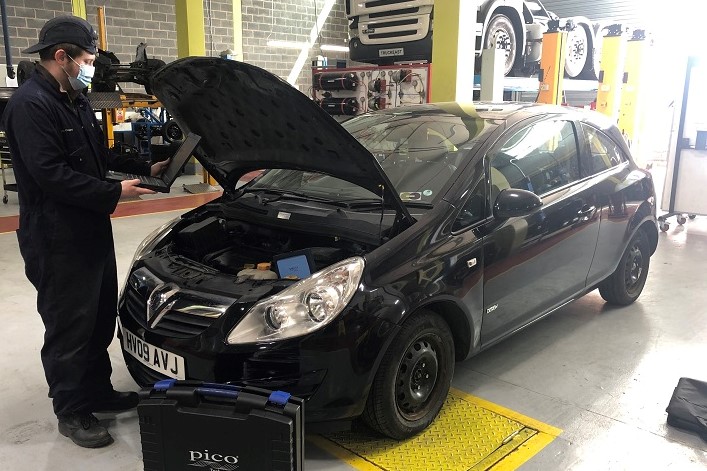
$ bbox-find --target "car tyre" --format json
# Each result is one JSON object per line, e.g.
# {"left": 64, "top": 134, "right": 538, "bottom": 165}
{"left": 362, "top": 310, "right": 454, "bottom": 439}
{"left": 599, "top": 230, "right": 650, "bottom": 305}
{"left": 484, "top": 14, "right": 517, "bottom": 76}
{"left": 565, "top": 24, "right": 589, "bottom": 79}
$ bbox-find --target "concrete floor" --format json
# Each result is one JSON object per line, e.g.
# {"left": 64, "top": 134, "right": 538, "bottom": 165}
{"left": 1, "top": 189, "right": 706, "bottom": 469}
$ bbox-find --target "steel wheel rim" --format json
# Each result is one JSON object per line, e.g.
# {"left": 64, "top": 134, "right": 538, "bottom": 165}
{"left": 490, "top": 29, "right": 512, "bottom": 64}
{"left": 625, "top": 243, "right": 644, "bottom": 290}
{"left": 395, "top": 335, "right": 439, "bottom": 420}
{"left": 567, "top": 37, "right": 586, "bottom": 67}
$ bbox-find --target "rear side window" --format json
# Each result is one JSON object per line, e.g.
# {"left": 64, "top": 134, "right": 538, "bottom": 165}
{"left": 582, "top": 125, "right": 626, "bottom": 174}
{"left": 489, "top": 120, "right": 580, "bottom": 200}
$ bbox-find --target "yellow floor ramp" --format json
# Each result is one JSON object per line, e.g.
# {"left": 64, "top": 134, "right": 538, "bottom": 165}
{"left": 310, "top": 388, "right": 561, "bottom": 471}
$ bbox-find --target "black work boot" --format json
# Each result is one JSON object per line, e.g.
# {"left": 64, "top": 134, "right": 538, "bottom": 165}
{"left": 57, "top": 413, "right": 113, "bottom": 448}
{"left": 90, "top": 390, "right": 139, "bottom": 413}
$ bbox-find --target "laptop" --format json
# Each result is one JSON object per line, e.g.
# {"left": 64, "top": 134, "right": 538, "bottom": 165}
{"left": 106, "top": 132, "right": 201, "bottom": 192}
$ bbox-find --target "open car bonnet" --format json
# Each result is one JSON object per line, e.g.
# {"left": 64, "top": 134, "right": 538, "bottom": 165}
{"left": 150, "top": 57, "right": 411, "bottom": 220}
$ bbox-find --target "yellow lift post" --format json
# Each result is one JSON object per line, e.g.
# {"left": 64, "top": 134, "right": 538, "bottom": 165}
{"left": 175, "top": 0, "right": 214, "bottom": 188}
{"left": 617, "top": 29, "right": 649, "bottom": 147}
{"left": 536, "top": 20, "right": 567, "bottom": 105}
{"left": 596, "top": 24, "right": 627, "bottom": 120}
{"left": 430, "top": 0, "right": 478, "bottom": 103}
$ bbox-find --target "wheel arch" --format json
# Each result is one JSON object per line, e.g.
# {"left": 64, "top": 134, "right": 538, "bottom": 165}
{"left": 639, "top": 219, "right": 659, "bottom": 256}
{"left": 413, "top": 299, "right": 474, "bottom": 362}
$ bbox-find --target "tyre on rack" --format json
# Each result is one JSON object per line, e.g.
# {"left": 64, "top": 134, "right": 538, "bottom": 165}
{"left": 599, "top": 230, "right": 650, "bottom": 305}
{"left": 362, "top": 310, "right": 455, "bottom": 439}
{"left": 564, "top": 20, "right": 598, "bottom": 79}
{"left": 484, "top": 14, "right": 519, "bottom": 76}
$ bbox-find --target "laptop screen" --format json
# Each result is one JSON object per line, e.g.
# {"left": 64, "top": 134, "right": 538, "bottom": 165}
{"left": 161, "top": 133, "right": 201, "bottom": 184}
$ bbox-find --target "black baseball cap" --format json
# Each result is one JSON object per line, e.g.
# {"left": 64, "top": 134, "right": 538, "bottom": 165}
{"left": 24, "top": 15, "right": 98, "bottom": 54}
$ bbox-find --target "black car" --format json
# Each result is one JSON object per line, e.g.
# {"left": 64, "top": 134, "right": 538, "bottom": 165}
{"left": 118, "top": 58, "right": 658, "bottom": 439}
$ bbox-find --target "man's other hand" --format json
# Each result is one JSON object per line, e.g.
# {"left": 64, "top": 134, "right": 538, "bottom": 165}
{"left": 151, "top": 159, "right": 170, "bottom": 176}
{"left": 120, "top": 179, "right": 156, "bottom": 198}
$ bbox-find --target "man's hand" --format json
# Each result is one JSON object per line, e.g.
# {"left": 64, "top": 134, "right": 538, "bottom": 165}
{"left": 120, "top": 179, "right": 156, "bottom": 198}
{"left": 151, "top": 159, "right": 170, "bottom": 176}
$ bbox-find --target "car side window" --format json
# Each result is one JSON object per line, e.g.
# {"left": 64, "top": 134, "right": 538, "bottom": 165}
{"left": 489, "top": 120, "right": 580, "bottom": 201}
{"left": 582, "top": 125, "right": 626, "bottom": 174}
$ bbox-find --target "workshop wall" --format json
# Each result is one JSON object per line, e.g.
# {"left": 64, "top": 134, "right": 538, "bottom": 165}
{"left": 0, "top": 0, "right": 349, "bottom": 93}
{"left": 0, "top": 0, "right": 73, "bottom": 70}
{"left": 241, "top": 0, "right": 350, "bottom": 92}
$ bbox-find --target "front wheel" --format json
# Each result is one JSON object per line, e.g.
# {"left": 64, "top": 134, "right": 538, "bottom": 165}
{"left": 362, "top": 311, "right": 454, "bottom": 439}
{"left": 599, "top": 231, "right": 650, "bottom": 305}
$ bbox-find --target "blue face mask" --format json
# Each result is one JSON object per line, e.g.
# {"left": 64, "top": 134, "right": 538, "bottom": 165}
{"left": 64, "top": 55, "right": 95, "bottom": 90}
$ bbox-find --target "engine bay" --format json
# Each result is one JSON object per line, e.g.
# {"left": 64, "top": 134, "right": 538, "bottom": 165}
{"left": 170, "top": 212, "right": 373, "bottom": 279}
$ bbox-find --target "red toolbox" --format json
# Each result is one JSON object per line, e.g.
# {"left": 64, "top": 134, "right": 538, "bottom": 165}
{"left": 138, "top": 379, "right": 304, "bottom": 470}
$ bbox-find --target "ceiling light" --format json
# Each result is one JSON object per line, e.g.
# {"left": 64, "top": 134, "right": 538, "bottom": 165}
{"left": 320, "top": 44, "right": 349, "bottom": 52}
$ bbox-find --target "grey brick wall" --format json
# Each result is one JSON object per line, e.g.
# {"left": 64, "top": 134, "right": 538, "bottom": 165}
{"left": 1, "top": 0, "right": 349, "bottom": 93}
{"left": 0, "top": 0, "right": 73, "bottom": 70}
{"left": 241, "top": 0, "right": 350, "bottom": 93}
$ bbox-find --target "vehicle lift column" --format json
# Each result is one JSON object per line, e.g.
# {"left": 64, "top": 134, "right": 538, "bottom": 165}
{"left": 536, "top": 20, "right": 567, "bottom": 105}
{"left": 176, "top": 0, "right": 215, "bottom": 191}
{"left": 617, "top": 30, "right": 649, "bottom": 148}
{"left": 596, "top": 24, "right": 627, "bottom": 120}
{"left": 430, "top": 0, "right": 479, "bottom": 103}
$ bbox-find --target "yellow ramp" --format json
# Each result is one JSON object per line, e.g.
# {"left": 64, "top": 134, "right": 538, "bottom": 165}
{"left": 310, "top": 388, "right": 561, "bottom": 471}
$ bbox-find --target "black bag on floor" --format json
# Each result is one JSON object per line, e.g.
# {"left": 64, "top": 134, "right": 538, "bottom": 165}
{"left": 666, "top": 377, "right": 707, "bottom": 441}
{"left": 138, "top": 379, "right": 305, "bottom": 470}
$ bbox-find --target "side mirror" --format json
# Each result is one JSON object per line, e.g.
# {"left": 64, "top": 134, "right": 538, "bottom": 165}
{"left": 493, "top": 188, "right": 542, "bottom": 219}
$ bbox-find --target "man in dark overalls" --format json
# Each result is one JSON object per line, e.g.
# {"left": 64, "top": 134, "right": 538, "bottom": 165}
{"left": 3, "top": 16, "right": 168, "bottom": 448}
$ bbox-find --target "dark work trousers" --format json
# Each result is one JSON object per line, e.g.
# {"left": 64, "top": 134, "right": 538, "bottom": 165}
{"left": 3, "top": 68, "right": 150, "bottom": 417}
{"left": 18, "top": 208, "right": 117, "bottom": 416}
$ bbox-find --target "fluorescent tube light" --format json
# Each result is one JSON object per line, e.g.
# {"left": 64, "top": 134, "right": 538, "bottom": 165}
{"left": 320, "top": 44, "right": 349, "bottom": 52}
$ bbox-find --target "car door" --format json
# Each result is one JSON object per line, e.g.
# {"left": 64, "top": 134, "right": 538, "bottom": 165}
{"left": 580, "top": 123, "right": 648, "bottom": 287}
{"left": 480, "top": 118, "right": 601, "bottom": 346}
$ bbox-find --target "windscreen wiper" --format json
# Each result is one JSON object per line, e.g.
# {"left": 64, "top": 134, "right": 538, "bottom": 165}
{"left": 235, "top": 187, "right": 351, "bottom": 207}
{"left": 346, "top": 198, "right": 432, "bottom": 209}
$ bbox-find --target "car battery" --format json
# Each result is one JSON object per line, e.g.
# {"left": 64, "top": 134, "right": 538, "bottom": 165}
{"left": 138, "top": 379, "right": 304, "bottom": 471}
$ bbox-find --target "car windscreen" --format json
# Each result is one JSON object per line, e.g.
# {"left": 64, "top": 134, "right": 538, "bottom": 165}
{"left": 243, "top": 111, "right": 493, "bottom": 208}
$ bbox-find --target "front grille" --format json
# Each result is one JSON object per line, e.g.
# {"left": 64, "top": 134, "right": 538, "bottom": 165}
{"left": 369, "top": 7, "right": 419, "bottom": 18}
{"left": 366, "top": 0, "right": 410, "bottom": 8}
{"left": 370, "top": 30, "right": 419, "bottom": 40}
{"left": 124, "top": 286, "right": 217, "bottom": 339}
{"left": 369, "top": 18, "right": 418, "bottom": 29}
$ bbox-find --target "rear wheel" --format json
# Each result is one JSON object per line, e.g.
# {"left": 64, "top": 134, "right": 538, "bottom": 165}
{"left": 363, "top": 311, "right": 454, "bottom": 439}
{"left": 484, "top": 14, "right": 517, "bottom": 76}
{"left": 599, "top": 231, "right": 650, "bottom": 305}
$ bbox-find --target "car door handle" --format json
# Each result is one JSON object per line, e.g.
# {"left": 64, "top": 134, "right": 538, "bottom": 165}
{"left": 577, "top": 205, "right": 596, "bottom": 217}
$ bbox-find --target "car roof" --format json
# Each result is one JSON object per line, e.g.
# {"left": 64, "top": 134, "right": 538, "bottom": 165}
{"left": 375, "top": 101, "right": 615, "bottom": 130}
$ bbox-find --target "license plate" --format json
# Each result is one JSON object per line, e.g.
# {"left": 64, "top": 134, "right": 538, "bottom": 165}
{"left": 121, "top": 325, "right": 185, "bottom": 380}
{"left": 379, "top": 47, "right": 404, "bottom": 57}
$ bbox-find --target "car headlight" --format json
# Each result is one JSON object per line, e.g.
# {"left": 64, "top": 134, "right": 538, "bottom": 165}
{"left": 120, "top": 217, "right": 181, "bottom": 300}
{"left": 226, "top": 257, "right": 365, "bottom": 344}
{"left": 131, "top": 217, "right": 181, "bottom": 264}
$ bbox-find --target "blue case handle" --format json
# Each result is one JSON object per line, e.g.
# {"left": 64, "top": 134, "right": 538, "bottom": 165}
{"left": 153, "top": 379, "right": 177, "bottom": 391}
{"left": 268, "top": 390, "right": 291, "bottom": 407}
{"left": 153, "top": 380, "right": 291, "bottom": 406}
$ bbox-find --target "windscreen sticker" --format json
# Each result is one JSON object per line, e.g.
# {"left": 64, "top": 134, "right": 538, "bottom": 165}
{"left": 422, "top": 190, "right": 433, "bottom": 197}
{"left": 400, "top": 192, "right": 422, "bottom": 201}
